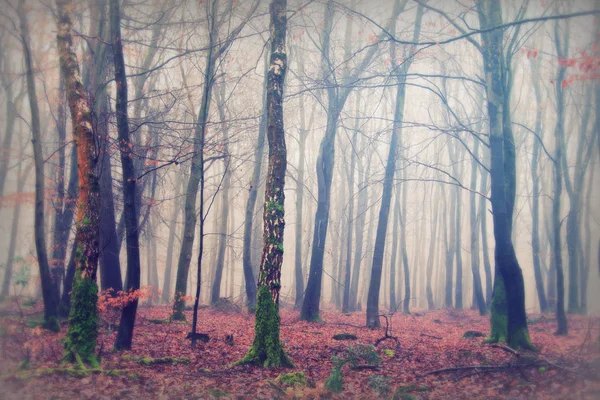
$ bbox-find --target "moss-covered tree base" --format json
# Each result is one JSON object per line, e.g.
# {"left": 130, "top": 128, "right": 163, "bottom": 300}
{"left": 43, "top": 316, "right": 60, "bottom": 333}
{"left": 235, "top": 286, "right": 294, "bottom": 368}
{"left": 63, "top": 274, "right": 99, "bottom": 367}
{"left": 508, "top": 327, "right": 537, "bottom": 351}
{"left": 486, "top": 269, "right": 507, "bottom": 344}
{"left": 171, "top": 300, "right": 186, "bottom": 321}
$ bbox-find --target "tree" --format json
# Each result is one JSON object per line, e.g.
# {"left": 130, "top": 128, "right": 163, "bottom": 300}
{"left": 366, "top": 2, "right": 422, "bottom": 328}
{"left": 477, "top": 0, "right": 533, "bottom": 349}
{"left": 237, "top": 0, "right": 293, "bottom": 368}
{"left": 302, "top": 0, "right": 401, "bottom": 322}
{"left": 56, "top": 0, "right": 102, "bottom": 364}
{"left": 111, "top": 0, "right": 143, "bottom": 351}
{"left": 172, "top": 0, "right": 259, "bottom": 320}
{"left": 550, "top": 17, "right": 568, "bottom": 334}
{"left": 529, "top": 55, "right": 549, "bottom": 313}
{"left": 18, "top": 0, "right": 60, "bottom": 331}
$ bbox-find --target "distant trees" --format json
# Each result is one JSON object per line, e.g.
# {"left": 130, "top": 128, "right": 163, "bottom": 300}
{"left": 366, "top": 1, "right": 422, "bottom": 328}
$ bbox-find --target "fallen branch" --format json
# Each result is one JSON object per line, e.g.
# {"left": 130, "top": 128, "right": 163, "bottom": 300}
{"left": 420, "top": 361, "right": 539, "bottom": 378}
{"left": 350, "top": 364, "right": 380, "bottom": 371}
{"left": 375, "top": 314, "right": 400, "bottom": 347}
{"left": 420, "top": 333, "right": 442, "bottom": 340}
{"left": 491, "top": 344, "right": 520, "bottom": 357}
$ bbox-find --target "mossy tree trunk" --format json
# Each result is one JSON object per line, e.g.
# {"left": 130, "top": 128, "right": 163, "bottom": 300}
{"left": 478, "top": 0, "right": 533, "bottom": 350}
{"left": 56, "top": 0, "right": 102, "bottom": 363}
{"left": 238, "top": 0, "right": 292, "bottom": 368}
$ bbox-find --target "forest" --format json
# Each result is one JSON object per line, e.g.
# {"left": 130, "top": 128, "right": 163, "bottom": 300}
{"left": 0, "top": 0, "right": 599, "bottom": 398}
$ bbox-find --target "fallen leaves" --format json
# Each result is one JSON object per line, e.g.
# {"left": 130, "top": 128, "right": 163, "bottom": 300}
{"left": 0, "top": 303, "right": 599, "bottom": 399}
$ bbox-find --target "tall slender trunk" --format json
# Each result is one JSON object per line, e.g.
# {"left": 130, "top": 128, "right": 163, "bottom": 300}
{"left": 529, "top": 59, "right": 549, "bottom": 313}
{"left": 445, "top": 187, "right": 456, "bottom": 308}
{"left": 19, "top": 0, "right": 59, "bottom": 330}
{"left": 349, "top": 146, "right": 369, "bottom": 311}
{"left": 552, "top": 19, "right": 568, "bottom": 334}
{"left": 161, "top": 174, "right": 182, "bottom": 303}
{"left": 172, "top": 8, "right": 216, "bottom": 320}
{"left": 469, "top": 139, "right": 486, "bottom": 315}
{"left": 301, "top": 0, "right": 394, "bottom": 321}
{"left": 479, "top": 167, "right": 492, "bottom": 306}
{"left": 242, "top": 52, "right": 269, "bottom": 313}
{"left": 294, "top": 130, "right": 307, "bottom": 309}
{"left": 478, "top": 0, "right": 532, "bottom": 349}
{"left": 237, "top": 0, "right": 292, "bottom": 367}
{"left": 388, "top": 184, "right": 400, "bottom": 312}
{"left": 210, "top": 83, "right": 232, "bottom": 304}
{"left": 399, "top": 177, "right": 411, "bottom": 315}
{"left": 425, "top": 186, "right": 439, "bottom": 310}
{"left": 365, "top": 2, "right": 420, "bottom": 327}
{"left": 111, "top": 0, "right": 142, "bottom": 350}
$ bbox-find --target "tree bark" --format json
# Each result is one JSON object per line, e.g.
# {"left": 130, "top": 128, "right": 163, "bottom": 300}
{"left": 57, "top": 0, "right": 102, "bottom": 363}
{"left": 211, "top": 82, "right": 232, "bottom": 304}
{"left": 478, "top": 0, "right": 532, "bottom": 349}
{"left": 365, "top": 0, "right": 420, "bottom": 328}
{"left": 237, "top": 0, "right": 292, "bottom": 367}
{"left": 111, "top": 0, "right": 142, "bottom": 350}
{"left": 529, "top": 58, "right": 549, "bottom": 313}
{"left": 20, "top": 0, "right": 60, "bottom": 330}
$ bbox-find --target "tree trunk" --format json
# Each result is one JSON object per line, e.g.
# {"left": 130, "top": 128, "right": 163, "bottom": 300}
{"left": 57, "top": 0, "right": 102, "bottom": 363}
{"left": 529, "top": 59, "right": 549, "bottom": 313}
{"left": 241, "top": 52, "right": 269, "bottom": 314}
{"left": 172, "top": 14, "right": 216, "bottom": 321}
{"left": 111, "top": 0, "right": 142, "bottom": 350}
{"left": 388, "top": 183, "right": 400, "bottom": 312}
{"left": 237, "top": 0, "right": 292, "bottom": 367}
{"left": 365, "top": 1, "right": 420, "bottom": 328}
{"left": 20, "top": 0, "right": 60, "bottom": 331}
{"left": 161, "top": 174, "right": 182, "bottom": 303}
{"left": 479, "top": 167, "right": 492, "bottom": 306}
{"left": 469, "top": 139, "right": 487, "bottom": 315}
{"left": 211, "top": 83, "right": 232, "bottom": 304}
{"left": 294, "top": 128, "right": 307, "bottom": 309}
{"left": 478, "top": 0, "right": 532, "bottom": 349}
{"left": 349, "top": 145, "right": 369, "bottom": 311}
{"left": 425, "top": 186, "right": 439, "bottom": 310}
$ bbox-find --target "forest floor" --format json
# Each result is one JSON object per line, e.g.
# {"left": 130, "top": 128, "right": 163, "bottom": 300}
{"left": 1, "top": 299, "right": 599, "bottom": 399}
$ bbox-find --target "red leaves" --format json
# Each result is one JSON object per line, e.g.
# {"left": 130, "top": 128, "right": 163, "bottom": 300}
{"left": 2, "top": 305, "right": 598, "bottom": 399}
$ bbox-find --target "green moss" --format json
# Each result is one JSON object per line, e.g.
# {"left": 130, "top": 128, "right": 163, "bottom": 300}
{"left": 63, "top": 274, "right": 99, "bottom": 367}
{"left": 207, "top": 388, "right": 229, "bottom": 398}
{"left": 235, "top": 286, "right": 294, "bottom": 368}
{"left": 486, "top": 271, "right": 507, "bottom": 344}
{"left": 43, "top": 316, "right": 60, "bottom": 332}
{"left": 137, "top": 356, "right": 190, "bottom": 366}
{"left": 382, "top": 349, "right": 395, "bottom": 357}
{"left": 324, "top": 365, "right": 343, "bottom": 393}
{"left": 266, "top": 200, "right": 284, "bottom": 214}
{"left": 508, "top": 327, "right": 536, "bottom": 351}
{"left": 147, "top": 318, "right": 169, "bottom": 324}
{"left": 369, "top": 375, "right": 391, "bottom": 398}
{"left": 276, "top": 372, "right": 306, "bottom": 387}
